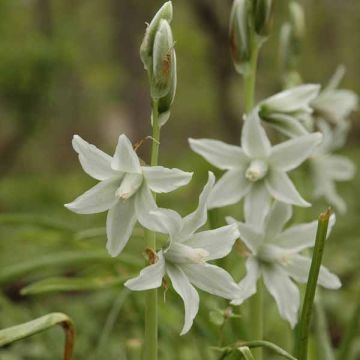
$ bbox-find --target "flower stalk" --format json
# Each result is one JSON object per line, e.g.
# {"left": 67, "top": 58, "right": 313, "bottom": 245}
{"left": 144, "top": 99, "right": 160, "bottom": 360}
{"left": 296, "top": 208, "right": 332, "bottom": 360}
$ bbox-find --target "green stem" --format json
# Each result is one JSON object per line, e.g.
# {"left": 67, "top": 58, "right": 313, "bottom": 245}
{"left": 243, "top": 35, "right": 262, "bottom": 360}
{"left": 144, "top": 99, "right": 160, "bottom": 360}
{"left": 249, "top": 280, "right": 263, "bottom": 360}
{"left": 243, "top": 38, "right": 259, "bottom": 113}
{"left": 296, "top": 209, "right": 332, "bottom": 360}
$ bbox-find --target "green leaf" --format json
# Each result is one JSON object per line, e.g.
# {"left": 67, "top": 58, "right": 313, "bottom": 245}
{"left": 238, "top": 347, "right": 255, "bottom": 360}
{"left": 0, "top": 312, "right": 74, "bottom": 360}
{"left": 0, "top": 250, "right": 142, "bottom": 285}
{"left": 20, "top": 275, "right": 130, "bottom": 295}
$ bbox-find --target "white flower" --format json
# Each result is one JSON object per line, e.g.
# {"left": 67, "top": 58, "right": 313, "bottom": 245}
{"left": 125, "top": 173, "right": 240, "bottom": 335}
{"left": 228, "top": 201, "right": 341, "bottom": 328}
{"left": 311, "top": 65, "right": 359, "bottom": 124}
{"left": 189, "top": 111, "right": 322, "bottom": 225}
{"left": 65, "top": 134, "right": 193, "bottom": 257}
{"left": 310, "top": 120, "right": 356, "bottom": 213}
{"left": 259, "top": 84, "right": 320, "bottom": 138}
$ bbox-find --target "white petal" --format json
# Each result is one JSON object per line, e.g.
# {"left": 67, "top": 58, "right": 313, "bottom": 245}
{"left": 284, "top": 255, "right": 341, "bottom": 289}
{"left": 183, "top": 263, "right": 239, "bottom": 300}
{"left": 241, "top": 111, "right": 271, "bottom": 158}
{"left": 65, "top": 178, "right": 120, "bottom": 214}
{"left": 232, "top": 257, "right": 260, "bottom": 305}
{"left": 142, "top": 166, "right": 193, "bottom": 193}
{"left": 262, "top": 84, "right": 320, "bottom": 113}
{"left": 125, "top": 251, "right": 166, "bottom": 290}
{"left": 72, "top": 135, "right": 118, "bottom": 180}
{"left": 135, "top": 184, "right": 182, "bottom": 236}
{"left": 274, "top": 214, "right": 335, "bottom": 252}
{"left": 185, "top": 224, "right": 239, "bottom": 260}
{"left": 264, "top": 201, "right": 292, "bottom": 239}
{"left": 262, "top": 113, "right": 309, "bottom": 138}
{"left": 106, "top": 198, "right": 137, "bottom": 257}
{"left": 265, "top": 170, "right": 310, "bottom": 207}
{"left": 111, "top": 134, "right": 142, "bottom": 174}
{"left": 166, "top": 264, "right": 199, "bottom": 335}
{"left": 189, "top": 138, "right": 248, "bottom": 170}
{"left": 227, "top": 218, "right": 264, "bottom": 254}
{"left": 270, "top": 133, "right": 323, "bottom": 172}
{"left": 321, "top": 155, "right": 356, "bottom": 181}
{"left": 263, "top": 265, "right": 300, "bottom": 328}
{"left": 208, "top": 169, "right": 251, "bottom": 209}
{"left": 244, "top": 182, "right": 271, "bottom": 226}
{"left": 180, "top": 172, "right": 215, "bottom": 237}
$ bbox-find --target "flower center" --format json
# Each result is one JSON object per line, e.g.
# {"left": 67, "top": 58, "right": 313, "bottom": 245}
{"left": 245, "top": 159, "right": 268, "bottom": 182}
{"left": 115, "top": 173, "right": 143, "bottom": 200}
{"left": 165, "top": 242, "right": 209, "bottom": 264}
{"left": 257, "top": 245, "right": 290, "bottom": 266}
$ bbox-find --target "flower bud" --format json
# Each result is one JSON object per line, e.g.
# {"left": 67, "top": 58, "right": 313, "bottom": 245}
{"left": 151, "top": 19, "right": 175, "bottom": 99}
{"left": 157, "top": 51, "right": 177, "bottom": 126}
{"left": 229, "top": 0, "right": 251, "bottom": 74}
{"left": 253, "top": 0, "right": 274, "bottom": 37}
{"left": 289, "top": 1, "right": 305, "bottom": 41}
{"left": 140, "top": 1, "right": 173, "bottom": 71}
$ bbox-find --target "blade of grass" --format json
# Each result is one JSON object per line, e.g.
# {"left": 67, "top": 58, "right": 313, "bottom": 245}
{"left": 295, "top": 208, "right": 332, "bottom": 360}
{"left": 0, "top": 312, "right": 74, "bottom": 360}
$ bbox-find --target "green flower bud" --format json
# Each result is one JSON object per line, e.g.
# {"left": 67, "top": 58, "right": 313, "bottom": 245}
{"left": 289, "top": 1, "right": 305, "bottom": 40}
{"left": 151, "top": 19, "right": 175, "bottom": 99}
{"left": 140, "top": 1, "right": 173, "bottom": 71}
{"left": 229, "top": 0, "right": 251, "bottom": 74}
{"left": 253, "top": 0, "right": 274, "bottom": 37}
{"left": 157, "top": 52, "right": 177, "bottom": 127}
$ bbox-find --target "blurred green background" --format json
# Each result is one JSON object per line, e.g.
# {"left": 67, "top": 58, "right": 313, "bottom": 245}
{"left": 0, "top": 0, "right": 359, "bottom": 359}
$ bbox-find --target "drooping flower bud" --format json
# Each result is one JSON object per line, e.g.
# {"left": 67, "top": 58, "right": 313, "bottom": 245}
{"left": 229, "top": 0, "right": 251, "bottom": 74}
{"left": 151, "top": 19, "right": 175, "bottom": 99}
{"left": 140, "top": 1, "right": 173, "bottom": 71}
{"left": 253, "top": 0, "right": 274, "bottom": 37}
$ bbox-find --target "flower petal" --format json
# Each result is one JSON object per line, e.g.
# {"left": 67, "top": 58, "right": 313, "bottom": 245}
{"left": 265, "top": 170, "right": 310, "bottom": 207}
{"left": 232, "top": 257, "right": 260, "bottom": 305}
{"left": 227, "top": 217, "right": 264, "bottom": 254}
{"left": 262, "top": 84, "right": 320, "bottom": 113}
{"left": 208, "top": 169, "right": 251, "bottom": 209}
{"left": 111, "top": 134, "right": 142, "bottom": 174}
{"left": 270, "top": 133, "right": 323, "bottom": 172}
{"left": 142, "top": 166, "right": 193, "bottom": 193}
{"left": 273, "top": 214, "right": 335, "bottom": 252}
{"left": 321, "top": 155, "right": 356, "bottom": 181}
{"left": 185, "top": 224, "right": 239, "bottom": 260}
{"left": 72, "top": 135, "right": 118, "bottom": 180}
{"left": 241, "top": 111, "right": 271, "bottom": 158}
{"left": 135, "top": 184, "right": 182, "bottom": 236}
{"left": 264, "top": 201, "right": 292, "bottom": 239}
{"left": 263, "top": 265, "right": 300, "bottom": 328}
{"left": 244, "top": 182, "right": 271, "bottom": 226}
{"left": 180, "top": 172, "right": 215, "bottom": 237}
{"left": 183, "top": 263, "right": 239, "bottom": 300}
{"left": 65, "top": 178, "right": 120, "bottom": 214}
{"left": 284, "top": 255, "right": 341, "bottom": 289}
{"left": 188, "top": 138, "right": 248, "bottom": 170}
{"left": 124, "top": 251, "right": 166, "bottom": 290}
{"left": 106, "top": 198, "right": 137, "bottom": 257}
{"left": 166, "top": 264, "right": 199, "bottom": 335}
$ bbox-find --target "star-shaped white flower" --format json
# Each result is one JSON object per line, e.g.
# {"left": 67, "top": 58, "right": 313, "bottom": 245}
{"left": 228, "top": 201, "right": 341, "bottom": 328}
{"left": 189, "top": 111, "right": 322, "bottom": 224}
{"left": 125, "top": 173, "right": 240, "bottom": 335}
{"left": 311, "top": 65, "right": 359, "bottom": 124}
{"left": 311, "top": 120, "right": 356, "bottom": 213}
{"left": 65, "top": 134, "right": 193, "bottom": 257}
{"left": 259, "top": 84, "right": 320, "bottom": 138}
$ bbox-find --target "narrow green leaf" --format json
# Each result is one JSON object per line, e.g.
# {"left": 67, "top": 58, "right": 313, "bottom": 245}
{"left": 0, "top": 312, "right": 74, "bottom": 360}
{"left": 21, "top": 275, "right": 129, "bottom": 295}
{"left": 238, "top": 346, "right": 256, "bottom": 360}
{"left": 0, "top": 250, "right": 142, "bottom": 285}
{"left": 296, "top": 208, "right": 332, "bottom": 360}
